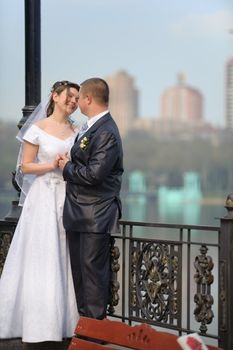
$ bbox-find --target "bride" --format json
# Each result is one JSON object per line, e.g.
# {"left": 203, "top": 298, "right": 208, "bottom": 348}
{"left": 0, "top": 80, "right": 80, "bottom": 343}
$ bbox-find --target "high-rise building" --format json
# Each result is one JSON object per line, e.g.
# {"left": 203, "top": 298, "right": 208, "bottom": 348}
{"left": 226, "top": 58, "right": 233, "bottom": 129}
{"left": 105, "top": 70, "right": 139, "bottom": 136}
{"left": 160, "top": 73, "right": 203, "bottom": 124}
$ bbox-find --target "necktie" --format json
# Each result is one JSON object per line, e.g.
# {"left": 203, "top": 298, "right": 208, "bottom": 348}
{"left": 78, "top": 122, "right": 88, "bottom": 140}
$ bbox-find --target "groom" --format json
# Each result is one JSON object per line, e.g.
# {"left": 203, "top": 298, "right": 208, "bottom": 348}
{"left": 59, "top": 78, "right": 123, "bottom": 320}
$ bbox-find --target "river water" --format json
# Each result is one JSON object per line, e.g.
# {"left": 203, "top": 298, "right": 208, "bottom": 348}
{"left": 122, "top": 193, "right": 226, "bottom": 226}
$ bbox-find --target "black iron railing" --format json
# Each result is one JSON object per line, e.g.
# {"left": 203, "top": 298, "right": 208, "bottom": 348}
{"left": 0, "top": 221, "right": 16, "bottom": 275}
{"left": 108, "top": 219, "right": 232, "bottom": 350}
{"left": 1, "top": 216, "right": 233, "bottom": 349}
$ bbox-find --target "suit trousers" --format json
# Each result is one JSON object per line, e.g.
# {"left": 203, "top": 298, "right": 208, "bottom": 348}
{"left": 67, "top": 230, "right": 111, "bottom": 319}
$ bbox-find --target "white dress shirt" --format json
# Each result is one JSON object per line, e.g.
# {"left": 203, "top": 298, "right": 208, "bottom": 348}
{"left": 87, "top": 110, "right": 109, "bottom": 130}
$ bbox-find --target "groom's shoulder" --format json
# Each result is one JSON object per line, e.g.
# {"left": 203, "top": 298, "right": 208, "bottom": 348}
{"left": 100, "top": 116, "right": 121, "bottom": 138}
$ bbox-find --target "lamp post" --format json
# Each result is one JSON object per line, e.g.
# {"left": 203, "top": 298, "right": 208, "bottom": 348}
{"left": 5, "top": 0, "right": 41, "bottom": 221}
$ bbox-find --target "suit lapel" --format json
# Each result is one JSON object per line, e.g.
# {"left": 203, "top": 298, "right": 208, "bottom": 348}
{"left": 71, "top": 113, "right": 112, "bottom": 154}
{"left": 88, "top": 113, "right": 111, "bottom": 136}
{"left": 76, "top": 113, "right": 111, "bottom": 142}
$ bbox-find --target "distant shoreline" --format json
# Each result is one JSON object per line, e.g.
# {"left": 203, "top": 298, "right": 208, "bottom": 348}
{"left": 200, "top": 197, "right": 224, "bottom": 205}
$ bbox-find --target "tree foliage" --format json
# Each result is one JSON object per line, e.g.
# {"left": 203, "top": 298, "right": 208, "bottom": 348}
{"left": 0, "top": 121, "right": 18, "bottom": 189}
{"left": 1, "top": 122, "right": 233, "bottom": 197}
{"left": 123, "top": 129, "right": 233, "bottom": 195}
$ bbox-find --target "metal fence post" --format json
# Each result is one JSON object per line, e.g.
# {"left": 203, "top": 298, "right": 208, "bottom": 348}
{"left": 219, "top": 194, "right": 233, "bottom": 350}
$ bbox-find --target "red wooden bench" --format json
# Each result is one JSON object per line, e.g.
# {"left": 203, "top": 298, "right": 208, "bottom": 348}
{"left": 68, "top": 317, "right": 222, "bottom": 350}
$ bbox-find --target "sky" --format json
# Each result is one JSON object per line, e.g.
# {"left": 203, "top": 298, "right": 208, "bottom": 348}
{"left": 0, "top": 0, "right": 232, "bottom": 126}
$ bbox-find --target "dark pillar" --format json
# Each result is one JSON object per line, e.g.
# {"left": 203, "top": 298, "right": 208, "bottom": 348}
{"left": 19, "top": 0, "right": 41, "bottom": 129}
{"left": 218, "top": 194, "right": 233, "bottom": 350}
{"left": 5, "top": 0, "right": 41, "bottom": 221}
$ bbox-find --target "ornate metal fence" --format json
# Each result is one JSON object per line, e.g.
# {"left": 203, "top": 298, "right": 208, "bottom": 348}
{"left": 1, "top": 216, "right": 232, "bottom": 349}
{"left": 108, "top": 218, "right": 233, "bottom": 350}
{"left": 0, "top": 221, "right": 16, "bottom": 275}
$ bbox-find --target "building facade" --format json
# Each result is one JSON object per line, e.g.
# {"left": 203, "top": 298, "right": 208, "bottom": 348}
{"left": 105, "top": 70, "right": 139, "bottom": 136}
{"left": 160, "top": 74, "right": 203, "bottom": 125}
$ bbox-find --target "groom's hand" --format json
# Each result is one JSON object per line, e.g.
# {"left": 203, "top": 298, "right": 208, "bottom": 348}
{"left": 58, "top": 153, "right": 69, "bottom": 171}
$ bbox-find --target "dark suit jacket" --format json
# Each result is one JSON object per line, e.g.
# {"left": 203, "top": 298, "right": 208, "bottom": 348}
{"left": 63, "top": 113, "right": 124, "bottom": 233}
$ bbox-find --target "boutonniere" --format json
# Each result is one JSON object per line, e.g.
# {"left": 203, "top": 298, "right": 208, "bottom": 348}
{"left": 80, "top": 136, "right": 89, "bottom": 150}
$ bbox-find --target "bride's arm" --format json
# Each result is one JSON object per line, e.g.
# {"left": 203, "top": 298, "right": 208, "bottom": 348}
{"left": 21, "top": 141, "right": 59, "bottom": 175}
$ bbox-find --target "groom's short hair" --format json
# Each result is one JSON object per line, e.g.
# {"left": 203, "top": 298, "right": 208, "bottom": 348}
{"left": 80, "top": 78, "right": 109, "bottom": 106}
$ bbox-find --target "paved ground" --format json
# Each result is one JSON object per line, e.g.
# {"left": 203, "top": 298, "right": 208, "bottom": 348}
{"left": 0, "top": 339, "right": 71, "bottom": 350}
{"left": 0, "top": 339, "right": 128, "bottom": 350}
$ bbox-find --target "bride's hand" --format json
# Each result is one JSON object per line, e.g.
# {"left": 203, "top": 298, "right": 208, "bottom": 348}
{"left": 52, "top": 155, "right": 61, "bottom": 169}
{"left": 58, "top": 153, "right": 69, "bottom": 171}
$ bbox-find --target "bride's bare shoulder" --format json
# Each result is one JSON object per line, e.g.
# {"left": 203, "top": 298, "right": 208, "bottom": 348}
{"left": 35, "top": 118, "right": 49, "bottom": 129}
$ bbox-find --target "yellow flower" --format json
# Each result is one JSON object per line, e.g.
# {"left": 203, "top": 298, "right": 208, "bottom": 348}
{"left": 80, "top": 137, "right": 89, "bottom": 150}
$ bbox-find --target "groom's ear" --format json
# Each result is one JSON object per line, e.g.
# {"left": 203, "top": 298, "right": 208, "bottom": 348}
{"left": 86, "top": 94, "right": 92, "bottom": 105}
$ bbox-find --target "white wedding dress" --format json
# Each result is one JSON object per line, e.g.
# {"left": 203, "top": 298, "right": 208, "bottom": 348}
{"left": 0, "top": 125, "right": 79, "bottom": 342}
